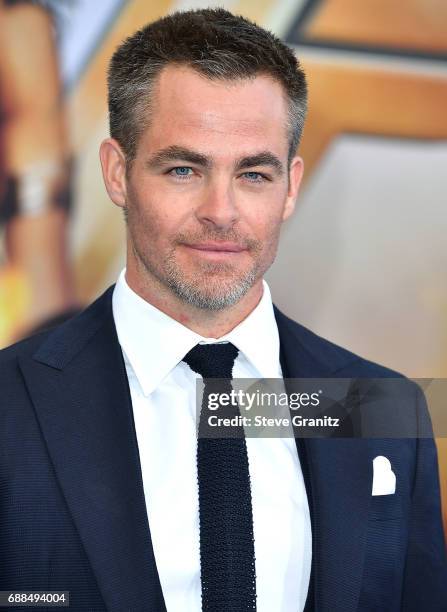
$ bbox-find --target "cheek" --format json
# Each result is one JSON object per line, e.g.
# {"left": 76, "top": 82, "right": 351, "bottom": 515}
{"left": 247, "top": 204, "right": 285, "bottom": 242}
{"left": 128, "top": 191, "right": 176, "bottom": 245}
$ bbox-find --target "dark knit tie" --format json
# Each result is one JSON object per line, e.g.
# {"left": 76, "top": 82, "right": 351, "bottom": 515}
{"left": 182, "top": 342, "right": 257, "bottom": 611}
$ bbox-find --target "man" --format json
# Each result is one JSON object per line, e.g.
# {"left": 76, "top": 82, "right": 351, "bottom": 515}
{"left": 0, "top": 8, "right": 446, "bottom": 612}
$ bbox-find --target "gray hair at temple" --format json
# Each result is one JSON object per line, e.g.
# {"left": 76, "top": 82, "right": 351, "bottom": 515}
{"left": 107, "top": 7, "right": 308, "bottom": 170}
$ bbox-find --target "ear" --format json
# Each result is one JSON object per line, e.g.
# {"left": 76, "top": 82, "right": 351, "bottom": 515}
{"left": 282, "top": 155, "right": 304, "bottom": 221}
{"left": 99, "top": 138, "right": 127, "bottom": 207}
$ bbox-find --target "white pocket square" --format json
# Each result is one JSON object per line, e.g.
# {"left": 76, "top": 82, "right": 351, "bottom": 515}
{"left": 372, "top": 456, "right": 396, "bottom": 495}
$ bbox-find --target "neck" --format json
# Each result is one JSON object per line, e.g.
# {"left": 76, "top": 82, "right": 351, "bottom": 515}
{"left": 124, "top": 263, "right": 264, "bottom": 339}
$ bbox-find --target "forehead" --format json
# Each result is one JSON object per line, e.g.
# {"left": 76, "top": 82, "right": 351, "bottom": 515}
{"left": 141, "top": 64, "right": 290, "bottom": 157}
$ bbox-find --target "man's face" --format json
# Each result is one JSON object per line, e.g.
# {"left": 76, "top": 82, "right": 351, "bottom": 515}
{"left": 104, "top": 65, "right": 303, "bottom": 310}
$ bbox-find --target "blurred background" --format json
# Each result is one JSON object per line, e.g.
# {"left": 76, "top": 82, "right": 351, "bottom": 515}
{"left": 0, "top": 0, "right": 446, "bottom": 532}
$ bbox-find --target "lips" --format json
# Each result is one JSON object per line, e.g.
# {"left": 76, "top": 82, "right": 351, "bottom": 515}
{"left": 183, "top": 242, "right": 247, "bottom": 253}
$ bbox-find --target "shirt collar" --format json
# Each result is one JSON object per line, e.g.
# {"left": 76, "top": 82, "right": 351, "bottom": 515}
{"left": 112, "top": 267, "right": 281, "bottom": 396}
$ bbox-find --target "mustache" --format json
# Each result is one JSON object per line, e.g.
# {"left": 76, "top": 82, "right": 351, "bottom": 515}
{"left": 174, "top": 230, "right": 261, "bottom": 251}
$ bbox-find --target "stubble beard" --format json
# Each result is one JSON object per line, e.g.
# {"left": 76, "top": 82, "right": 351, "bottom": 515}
{"left": 163, "top": 249, "right": 260, "bottom": 311}
{"left": 133, "top": 228, "right": 271, "bottom": 311}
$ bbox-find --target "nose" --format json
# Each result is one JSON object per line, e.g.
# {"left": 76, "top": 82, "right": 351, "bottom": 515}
{"left": 195, "top": 177, "right": 239, "bottom": 230}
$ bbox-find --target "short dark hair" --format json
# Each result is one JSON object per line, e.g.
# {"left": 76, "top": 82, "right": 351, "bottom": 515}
{"left": 108, "top": 8, "right": 307, "bottom": 168}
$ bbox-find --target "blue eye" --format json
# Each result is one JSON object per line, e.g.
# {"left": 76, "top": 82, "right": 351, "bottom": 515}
{"left": 171, "top": 167, "right": 193, "bottom": 178}
{"left": 243, "top": 172, "right": 265, "bottom": 182}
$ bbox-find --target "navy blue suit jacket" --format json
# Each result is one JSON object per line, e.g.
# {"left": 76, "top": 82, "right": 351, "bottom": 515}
{"left": 1, "top": 284, "right": 446, "bottom": 611}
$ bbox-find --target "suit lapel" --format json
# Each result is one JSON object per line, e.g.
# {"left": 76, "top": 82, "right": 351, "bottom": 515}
{"left": 274, "top": 306, "right": 371, "bottom": 612}
{"left": 18, "top": 285, "right": 166, "bottom": 612}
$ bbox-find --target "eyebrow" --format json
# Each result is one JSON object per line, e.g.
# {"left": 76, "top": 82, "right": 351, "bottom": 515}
{"left": 145, "top": 146, "right": 284, "bottom": 176}
{"left": 146, "top": 146, "right": 211, "bottom": 169}
{"left": 235, "top": 152, "right": 284, "bottom": 176}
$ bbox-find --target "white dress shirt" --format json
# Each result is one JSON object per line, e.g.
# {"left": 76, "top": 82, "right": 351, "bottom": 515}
{"left": 112, "top": 267, "right": 312, "bottom": 612}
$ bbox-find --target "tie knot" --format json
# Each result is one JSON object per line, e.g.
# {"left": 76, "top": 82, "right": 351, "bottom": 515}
{"left": 182, "top": 342, "right": 239, "bottom": 379}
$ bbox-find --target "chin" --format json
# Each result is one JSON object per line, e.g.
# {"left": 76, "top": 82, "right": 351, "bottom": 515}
{"left": 167, "top": 273, "right": 256, "bottom": 311}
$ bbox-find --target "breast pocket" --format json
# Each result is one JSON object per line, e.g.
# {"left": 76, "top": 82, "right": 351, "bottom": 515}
{"left": 369, "top": 493, "right": 404, "bottom": 521}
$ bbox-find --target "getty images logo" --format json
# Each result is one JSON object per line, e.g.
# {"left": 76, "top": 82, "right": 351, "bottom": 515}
{"left": 207, "top": 388, "right": 322, "bottom": 411}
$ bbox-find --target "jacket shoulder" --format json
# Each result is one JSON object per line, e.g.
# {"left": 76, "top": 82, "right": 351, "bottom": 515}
{"left": 0, "top": 330, "right": 57, "bottom": 410}
{"left": 0, "top": 284, "right": 115, "bottom": 371}
{"left": 0, "top": 329, "right": 54, "bottom": 367}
